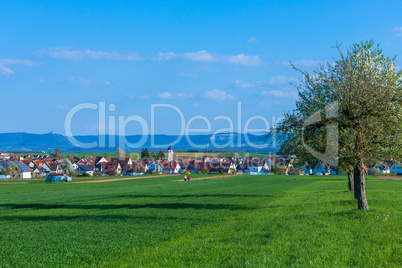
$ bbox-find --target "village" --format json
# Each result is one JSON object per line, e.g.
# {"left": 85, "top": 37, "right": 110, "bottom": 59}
{"left": 0, "top": 146, "right": 401, "bottom": 180}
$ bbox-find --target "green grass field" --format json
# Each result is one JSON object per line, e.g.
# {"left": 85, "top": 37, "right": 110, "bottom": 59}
{"left": 0, "top": 175, "right": 400, "bottom": 267}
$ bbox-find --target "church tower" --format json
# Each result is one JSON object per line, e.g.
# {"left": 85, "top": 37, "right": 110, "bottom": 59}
{"left": 168, "top": 145, "right": 173, "bottom": 161}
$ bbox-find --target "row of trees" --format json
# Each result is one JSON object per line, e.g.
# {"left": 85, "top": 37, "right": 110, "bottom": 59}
{"left": 140, "top": 148, "right": 165, "bottom": 160}
{"left": 267, "top": 40, "right": 402, "bottom": 210}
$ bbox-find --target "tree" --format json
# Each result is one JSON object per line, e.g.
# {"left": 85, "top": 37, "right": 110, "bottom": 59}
{"left": 54, "top": 148, "right": 61, "bottom": 158}
{"left": 116, "top": 147, "right": 125, "bottom": 159}
{"left": 141, "top": 148, "right": 150, "bottom": 159}
{"left": 130, "top": 153, "right": 139, "bottom": 161}
{"left": 226, "top": 152, "right": 235, "bottom": 158}
{"left": 150, "top": 151, "right": 157, "bottom": 160}
{"left": 58, "top": 158, "right": 76, "bottom": 177}
{"left": 266, "top": 41, "right": 402, "bottom": 210}
{"left": 6, "top": 162, "right": 21, "bottom": 178}
{"left": 158, "top": 151, "right": 165, "bottom": 160}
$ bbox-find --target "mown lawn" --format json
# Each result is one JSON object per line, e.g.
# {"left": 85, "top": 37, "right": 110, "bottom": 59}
{"left": 0, "top": 175, "right": 400, "bottom": 267}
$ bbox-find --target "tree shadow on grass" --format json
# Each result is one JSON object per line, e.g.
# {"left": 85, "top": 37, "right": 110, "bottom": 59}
{"left": 112, "top": 194, "right": 274, "bottom": 199}
{"left": 0, "top": 214, "right": 213, "bottom": 222}
{"left": 0, "top": 202, "right": 253, "bottom": 211}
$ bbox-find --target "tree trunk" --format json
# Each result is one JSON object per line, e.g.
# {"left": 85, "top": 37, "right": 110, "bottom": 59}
{"left": 353, "top": 167, "right": 359, "bottom": 199}
{"left": 354, "top": 162, "right": 369, "bottom": 210}
{"left": 347, "top": 172, "right": 354, "bottom": 191}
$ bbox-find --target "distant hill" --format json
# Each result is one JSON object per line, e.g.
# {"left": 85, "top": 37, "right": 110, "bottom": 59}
{"left": 0, "top": 132, "right": 280, "bottom": 153}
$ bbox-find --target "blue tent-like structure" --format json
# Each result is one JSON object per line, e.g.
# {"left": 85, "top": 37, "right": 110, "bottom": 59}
{"left": 44, "top": 175, "right": 72, "bottom": 183}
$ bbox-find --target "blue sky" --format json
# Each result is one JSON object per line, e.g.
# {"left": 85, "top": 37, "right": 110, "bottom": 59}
{"left": 1, "top": 0, "right": 402, "bottom": 135}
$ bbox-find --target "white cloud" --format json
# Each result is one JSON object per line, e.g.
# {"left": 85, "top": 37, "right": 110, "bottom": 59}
{"left": 276, "top": 60, "right": 323, "bottom": 67}
{"left": 159, "top": 92, "right": 193, "bottom": 99}
{"left": 159, "top": 91, "right": 174, "bottom": 99}
{"left": 268, "top": 75, "right": 297, "bottom": 85}
{"left": 140, "top": 95, "right": 150, "bottom": 99}
{"left": 182, "top": 51, "right": 214, "bottom": 62}
{"left": 154, "top": 51, "right": 214, "bottom": 62}
{"left": 0, "top": 64, "right": 14, "bottom": 75}
{"left": 56, "top": 105, "right": 68, "bottom": 110}
{"left": 393, "top": 26, "right": 402, "bottom": 36}
{"left": 204, "top": 89, "right": 234, "bottom": 101}
{"left": 154, "top": 50, "right": 262, "bottom": 66}
{"left": 232, "top": 76, "right": 296, "bottom": 89}
{"left": 70, "top": 77, "right": 92, "bottom": 87}
{"left": 0, "top": 59, "right": 37, "bottom": 75}
{"left": 261, "top": 90, "right": 298, "bottom": 98}
{"left": 1, "top": 59, "right": 37, "bottom": 66}
{"left": 233, "top": 80, "right": 260, "bottom": 88}
{"left": 37, "top": 47, "right": 143, "bottom": 61}
{"left": 247, "top": 37, "right": 259, "bottom": 43}
{"left": 155, "top": 52, "right": 177, "bottom": 60}
{"left": 193, "top": 103, "right": 200, "bottom": 107}
{"left": 225, "top": 54, "right": 262, "bottom": 66}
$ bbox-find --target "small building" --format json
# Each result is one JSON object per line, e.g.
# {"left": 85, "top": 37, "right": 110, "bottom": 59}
{"left": 15, "top": 161, "right": 32, "bottom": 179}
{"left": 78, "top": 165, "right": 94, "bottom": 176}
{"left": 45, "top": 175, "right": 72, "bottom": 183}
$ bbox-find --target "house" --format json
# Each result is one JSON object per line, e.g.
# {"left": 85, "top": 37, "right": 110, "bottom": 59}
{"left": 249, "top": 165, "right": 264, "bottom": 175}
{"left": 199, "top": 162, "right": 236, "bottom": 174}
{"left": 77, "top": 165, "right": 94, "bottom": 176}
{"left": 95, "top": 157, "right": 108, "bottom": 165}
{"left": 297, "top": 164, "right": 312, "bottom": 175}
{"left": 42, "top": 162, "right": 63, "bottom": 175}
{"left": 187, "top": 160, "right": 201, "bottom": 174}
{"left": 163, "top": 161, "right": 182, "bottom": 174}
{"left": 0, "top": 160, "right": 10, "bottom": 170}
{"left": 390, "top": 162, "right": 402, "bottom": 174}
{"left": 32, "top": 167, "right": 45, "bottom": 177}
{"left": 147, "top": 160, "right": 163, "bottom": 173}
{"left": 374, "top": 162, "right": 391, "bottom": 174}
{"left": 313, "top": 162, "right": 330, "bottom": 175}
{"left": 15, "top": 161, "right": 32, "bottom": 179}
{"left": 100, "top": 162, "right": 122, "bottom": 175}
{"left": 126, "top": 161, "right": 148, "bottom": 175}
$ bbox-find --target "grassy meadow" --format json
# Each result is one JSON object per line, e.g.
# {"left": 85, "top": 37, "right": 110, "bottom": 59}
{"left": 0, "top": 175, "right": 400, "bottom": 267}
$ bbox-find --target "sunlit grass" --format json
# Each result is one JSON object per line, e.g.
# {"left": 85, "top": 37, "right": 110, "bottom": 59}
{"left": 0, "top": 175, "right": 400, "bottom": 267}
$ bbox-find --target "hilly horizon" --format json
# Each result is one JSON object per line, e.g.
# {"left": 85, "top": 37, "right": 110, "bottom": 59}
{"left": 0, "top": 132, "right": 280, "bottom": 153}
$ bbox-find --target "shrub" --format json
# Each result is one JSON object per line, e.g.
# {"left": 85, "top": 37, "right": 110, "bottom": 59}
{"left": 368, "top": 167, "right": 381, "bottom": 175}
{"left": 271, "top": 164, "right": 286, "bottom": 175}
{"left": 201, "top": 168, "right": 209, "bottom": 174}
